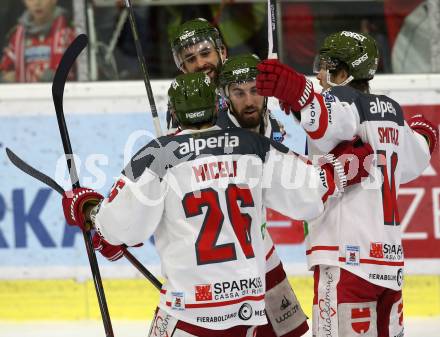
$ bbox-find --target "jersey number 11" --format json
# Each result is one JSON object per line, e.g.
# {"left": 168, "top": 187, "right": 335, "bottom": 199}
{"left": 377, "top": 150, "right": 400, "bottom": 226}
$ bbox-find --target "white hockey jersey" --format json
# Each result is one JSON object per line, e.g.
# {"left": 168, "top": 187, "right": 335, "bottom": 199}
{"left": 94, "top": 125, "right": 336, "bottom": 329}
{"left": 299, "top": 85, "right": 431, "bottom": 290}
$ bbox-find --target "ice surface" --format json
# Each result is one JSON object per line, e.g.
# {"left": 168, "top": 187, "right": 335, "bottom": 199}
{"left": 0, "top": 318, "right": 439, "bottom": 337}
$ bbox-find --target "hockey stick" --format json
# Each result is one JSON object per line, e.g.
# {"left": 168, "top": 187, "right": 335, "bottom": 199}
{"left": 6, "top": 148, "right": 64, "bottom": 195}
{"left": 52, "top": 34, "right": 114, "bottom": 337}
{"left": 5, "top": 148, "right": 163, "bottom": 290}
{"left": 267, "top": 0, "right": 279, "bottom": 59}
{"left": 123, "top": 0, "right": 162, "bottom": 137}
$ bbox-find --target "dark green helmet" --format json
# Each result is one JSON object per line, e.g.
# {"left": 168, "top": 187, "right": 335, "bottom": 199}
{"left": 315, "top": 31, "right": 379, "bottom": 80}
{"left": 168, "top": 72, "right": 217, "bottom": 126}
{"left": 219, "top": 54, "right": 260, "bottom": 95}
{"left": 169, "top": 18, "right": 223, "bottom": 70}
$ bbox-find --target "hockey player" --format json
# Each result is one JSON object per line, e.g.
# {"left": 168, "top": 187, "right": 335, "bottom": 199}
{"left": 167, "top": 17, "right": 285, "bottom": 143}
{"left": 169, "top": 18, "right": 226, "bottom": 82}
{"left": 172, "top": 21, "right": 302, "bottom": 336}
{"left": 62, "top": 72, "right": 373, "bottom": 337}
{"left": 256, "top": 31, "right": 438, "bottom": 337}
{"left": 167, "top": 17, "right": 226, "bottom": 132}
{"left": 170, "top": 22, "right": 304, "bottom": 337}
{"left": 218, "top": 54, "right": 284, "bottom": 142}
{"left": 218, "top": 54, "right": 307, "bottom": 336}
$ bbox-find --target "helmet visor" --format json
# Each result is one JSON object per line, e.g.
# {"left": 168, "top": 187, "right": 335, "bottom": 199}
{"left": 173, "top": 39, "right": 218, "bottom": 69}
{"left": 313, "top": 55, "right": 340, "bottom": 74}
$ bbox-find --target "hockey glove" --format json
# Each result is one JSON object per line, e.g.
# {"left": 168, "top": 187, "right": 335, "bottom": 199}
{"left": 92, "top": 232, "right": 124, "bottom": 262}
{"left": 92, "top": 232, "right": 143, "bottom": 262}
{"left": 62, "top": 188, "right": 103, "bottom": 231}
{"left": 256, "top": 59, "right": 314, "bottom": 112}
{"left": 326, "top": 138, "right": 374, "bottom": 188}
{"left": 408, "top": 114, "right": 438, "bottom": 154}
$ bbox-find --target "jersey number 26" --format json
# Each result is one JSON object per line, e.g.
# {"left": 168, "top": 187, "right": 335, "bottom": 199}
{"left": 183, "top": 184, "right": 255, "bottom": 265}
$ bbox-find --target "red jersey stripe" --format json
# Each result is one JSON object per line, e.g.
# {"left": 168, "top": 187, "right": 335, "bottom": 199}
{"left": 306, "top": 94, "right": 329, "bottom": 140}
{"left": 165, "top": 294, "right": 265, "bottom": 309}
{"left": 306, "top": 245, "right": 339, "bottom": 255}
{"left": 339, "top": 257, "right": 404, "bottom": 266}
{"left": 266, "top": 245, "right": 275, "bottom": 261}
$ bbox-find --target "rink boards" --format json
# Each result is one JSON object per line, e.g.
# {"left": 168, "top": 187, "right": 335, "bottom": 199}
{"left": 1, "top": 76, "right": 440, "bottom": 319}
{"left": 1, "top": 276, "right": 439, "bottom": 320}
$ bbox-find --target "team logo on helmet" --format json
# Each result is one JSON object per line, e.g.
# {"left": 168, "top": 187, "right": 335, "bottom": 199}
{"left": 232, "top": 67, "right": 250, "bottom": 75}
{"left": 179, "top": 30, "right": 195, "bottom": 41}
{"left": 341, "top": 31, "right": 366, "bottom": 42}
{"left": 168, "top": 72, "right": 216, "bottom": 126}
{"left": 351, "top": 53, "right": 368, "bottom": 67}
{"left": 171, "top": 80, "right": 179, "bottom": 89}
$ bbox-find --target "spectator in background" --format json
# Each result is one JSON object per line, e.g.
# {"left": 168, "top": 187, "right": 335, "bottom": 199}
{"left": 383, "top": 0, "right": 432, "bottom": 73}
{"left": 0, "top": 0, "right": 75, "bottom": 83}
{"left": 390, "top": 1, "right": 431, "bottom": 73}
{"left": 211, "top": 2, "right": 266, "bottom": 57}
{"left": 360, "top": 17, "right": 391, "bottom": 73}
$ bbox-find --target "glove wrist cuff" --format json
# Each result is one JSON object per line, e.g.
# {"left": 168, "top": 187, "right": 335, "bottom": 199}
{"left": 89, "top": 202, "right": 102, "bottom": 227}
{"left": 323, "top": 153, "right": 347, "bottom": 194}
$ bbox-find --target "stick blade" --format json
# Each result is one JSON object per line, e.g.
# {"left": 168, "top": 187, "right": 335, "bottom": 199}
{"left": 5, "top": 147, "right": 65, "bottom": 195}
{"left": 52, "top": 34, "right": 88, "bottom": 102}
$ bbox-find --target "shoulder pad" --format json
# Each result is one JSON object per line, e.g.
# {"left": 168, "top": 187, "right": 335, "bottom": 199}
{"left": 328, "top": 86, "right": 360, "bottom": 104}
{"left": 357, "top": 93, "right": 404, "bottom": 125}
{"left": 123, "top": 135, "right": 186, "bottom": 181}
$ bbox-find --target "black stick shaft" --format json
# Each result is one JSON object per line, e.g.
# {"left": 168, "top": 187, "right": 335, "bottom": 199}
{"left": 52, "top": 34, "right": 114, "bottom": 337}
{"left": 123, "top": 0, "right": 162, "bottom": 136}
{"left": 122, "top": 248, "right": 162, "bottom": 290}
{"left": 268, "top": 0, "right": 279, "bottom": 59}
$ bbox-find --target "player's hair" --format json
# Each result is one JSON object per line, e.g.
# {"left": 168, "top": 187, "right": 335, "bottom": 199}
{"left": 331, "top": 62, "right": 371, "bottom": 93}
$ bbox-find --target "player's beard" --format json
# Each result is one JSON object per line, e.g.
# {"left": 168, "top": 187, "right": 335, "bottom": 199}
{"left": 232, "top": 103, "right": 262, "bottom": 129}
{"left": 195, "top": 63, "right": 218, "bottom": 81}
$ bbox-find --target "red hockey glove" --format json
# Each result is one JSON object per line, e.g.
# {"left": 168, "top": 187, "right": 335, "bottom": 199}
{"left": 408, "top": 114, "right": 438, "bottom": 154}
{"left": 256, "top": 59, "right": 314, "bottom": 112}
{"left": 279, "top": 100, "right": 293, "bottom": 115}
{"left": 92, "top": 232, "right": 124, "bottom": 261}
{"left": 62, "top": 188, "right": 103, "bottom": 231}
{"left": 327, "top": 138, "right": 374, "bottom": 188}
{"left": 92, "top": 232, "right": 143, "bottom": 262}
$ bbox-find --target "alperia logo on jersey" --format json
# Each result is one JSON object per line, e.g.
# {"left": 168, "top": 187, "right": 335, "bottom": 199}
{"left": 369, "top": 98, "right": 396, "bottom": 117}
{"left": 179, "top": 133, "right": 239, "bottom": 156}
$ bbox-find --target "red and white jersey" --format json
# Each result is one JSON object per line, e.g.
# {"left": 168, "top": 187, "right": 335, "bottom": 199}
{"left": 299, "top": 85, "right": 431, "bottom": 290}
{"left": 94, "top": 126, "right": 336, "bottom": 329}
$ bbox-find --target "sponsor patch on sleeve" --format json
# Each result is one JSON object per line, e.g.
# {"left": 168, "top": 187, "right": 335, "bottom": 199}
{"left": 345, "top": 245, "right": 360, "bottom": 266}
{"left": 171, "top": 291, "right": 185, "bottom": 311}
